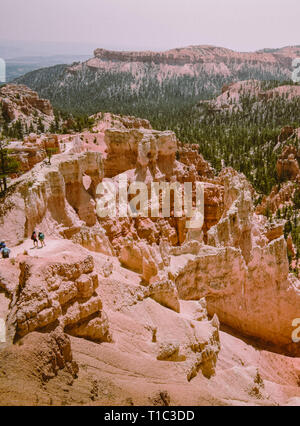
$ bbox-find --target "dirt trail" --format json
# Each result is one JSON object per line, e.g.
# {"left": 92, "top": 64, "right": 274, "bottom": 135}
{"left": 8, "top": 238, "right": 81, "bottom": 259}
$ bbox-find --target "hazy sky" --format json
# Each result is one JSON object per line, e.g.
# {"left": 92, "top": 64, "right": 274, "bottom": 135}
{"left": 0, "top": 0, "right": 299, "bottom": 53}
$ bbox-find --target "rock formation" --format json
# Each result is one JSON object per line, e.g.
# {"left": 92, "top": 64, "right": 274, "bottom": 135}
{"left": 202, "top": 80, "right": 300, "bottom": 113}
{"left": 0, "top": 84, "right": 54, "bottom": 128}
{"left": 15, "top": 45, "right": 300, "bottom": 118}
{"left": 103, "top": 127, "right": 178, "bottom": 178}
{"left": 3, "top": 253, "right": 112, "bottom": 344}
{"left": 8, "top": 133, "right": 61, "bottom": 174}
{"left": 0, "top": 329, "right": 78, "bottom": 405}
{"left": 179, "top": 143, "right": 214, "bottom": 178}
{"left": 276, "top": 145, "right": 300, "bottom": 182}
{"left": 172, "top": 168, "right": 300, "bottom": 354}
{"left": 256, "top": 126, "right": 300, "bottom": 215}
{"left": 89, "top": 46, "right": 300, "bottom": 68}
{"left": 1, "top": 115, "right": 300, "bottom": 406}
{"left": 0, "top": 151, "right": 106, "bottom": 248}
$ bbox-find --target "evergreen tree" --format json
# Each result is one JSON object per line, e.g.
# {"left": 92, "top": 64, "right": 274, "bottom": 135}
{"left": 0, "top": 139, "right": 19, "bottom": 193}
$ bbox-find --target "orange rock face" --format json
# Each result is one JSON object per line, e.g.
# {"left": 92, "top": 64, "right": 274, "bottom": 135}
{"left": 256, "top": 181, "right": 296, "bottom": 215}
{"left": 256, "top": 127, "right": 300, "bottom": 217}
{"left": 276, "top": 145, "right": 300, "bottom": 182}
{"left": 6, "top": 253, "right": 112, "bottom": 344}
{"left": 1, "top": 116, "right": 300, "bottom": 406}
{"left": 8, "top": 134, "right": 61, "bottom": 174}
{"left": 0, "top": 84, "right": 54, "bottom": 125}
{"left": 178, "top": 144, "right": 214, "bottom": 178}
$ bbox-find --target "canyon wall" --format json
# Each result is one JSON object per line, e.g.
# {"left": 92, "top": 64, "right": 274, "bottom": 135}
{"left": 1, "top": 123, "right": 299, "bottom": 356}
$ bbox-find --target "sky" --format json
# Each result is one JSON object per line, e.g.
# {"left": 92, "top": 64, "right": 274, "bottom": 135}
{"left": 0, "top": 0, "right": 299, "bottom": 55}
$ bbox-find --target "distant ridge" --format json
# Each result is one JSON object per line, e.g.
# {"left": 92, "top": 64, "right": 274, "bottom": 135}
{"left": 15, "top": 44, "right": 300, "bottom": 116}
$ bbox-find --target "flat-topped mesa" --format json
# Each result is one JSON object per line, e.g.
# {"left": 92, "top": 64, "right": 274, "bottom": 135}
{"left": 93, "top": 45, "right": 300, "bottom": 66}
{"left": 93, "top": 48, "right": 201, "bottom": 65}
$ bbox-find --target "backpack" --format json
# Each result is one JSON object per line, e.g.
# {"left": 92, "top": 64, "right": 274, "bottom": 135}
{"left": 2, "top": 248, "right": 9, "bottom": 258}
{"left": 39, "top": 233, "right": 44, "bottom": 240}
{"left": 31, "top": 232, "right": 36, "bottom": 241}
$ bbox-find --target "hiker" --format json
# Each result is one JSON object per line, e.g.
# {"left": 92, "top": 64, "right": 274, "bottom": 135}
{"left": 38, "top": 232, "right": 45, "bottom": 248}
{"left": 0, "top": 243, "right": 10, "bottom": 259}
{"left": 31, "top": 231, "right": 38, "bottom": 248}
